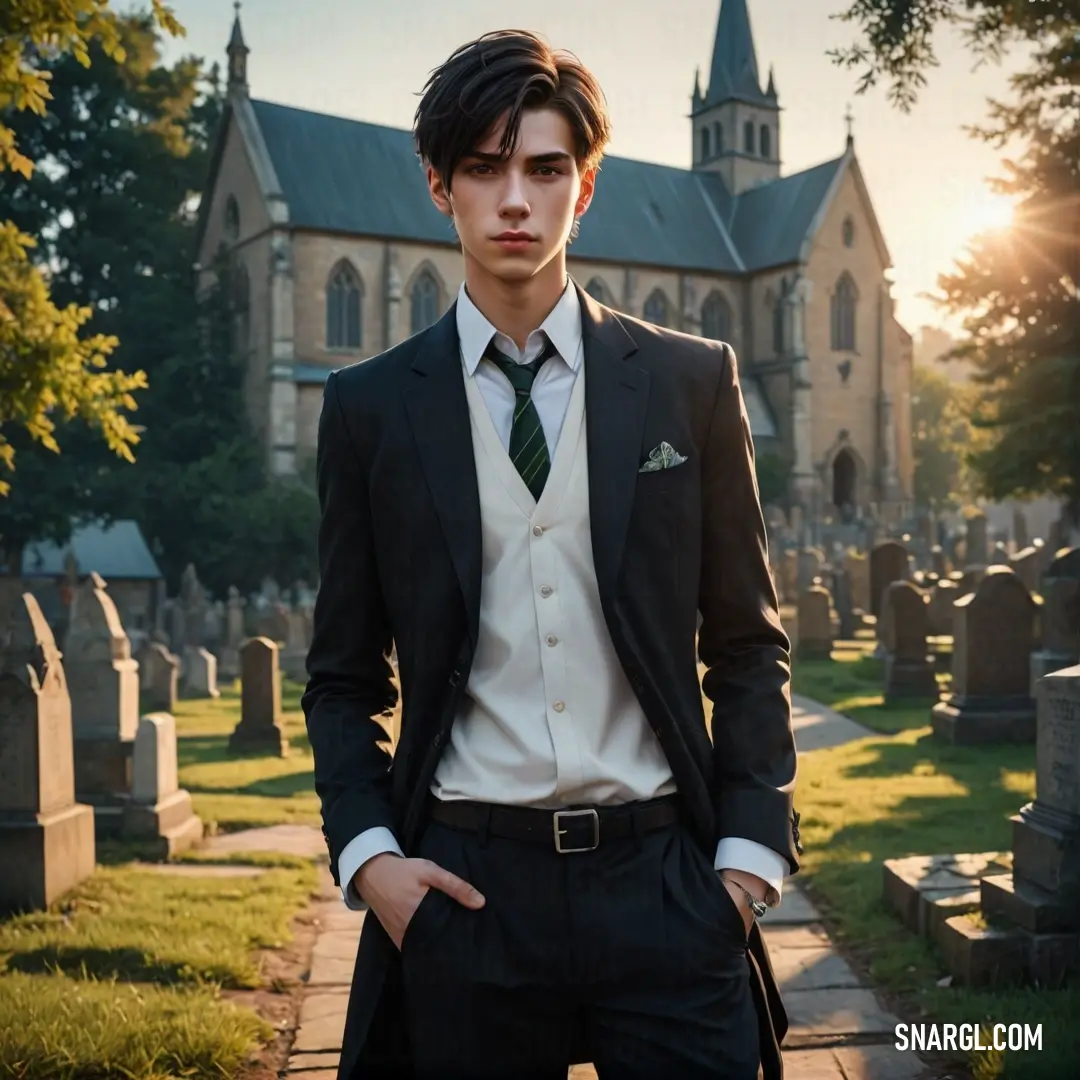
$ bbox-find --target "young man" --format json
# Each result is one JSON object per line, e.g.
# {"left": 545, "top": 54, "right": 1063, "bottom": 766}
{"left": 303, "top": 29, "right": 800, "bottom": 1080}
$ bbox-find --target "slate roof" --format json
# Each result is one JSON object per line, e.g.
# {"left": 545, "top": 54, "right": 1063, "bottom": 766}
{"left": 249, "top": 99, "right": 842, "bottom": 276}
{"left": 705, "top": 0, "right": 773, "bottom": 107}
{"left": 20, "top": 519, "right": 162, "bottom": 580}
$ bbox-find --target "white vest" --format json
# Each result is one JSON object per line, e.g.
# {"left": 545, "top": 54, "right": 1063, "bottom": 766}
{"left": 431, "top": 361, "right": 676, "bottom": 808}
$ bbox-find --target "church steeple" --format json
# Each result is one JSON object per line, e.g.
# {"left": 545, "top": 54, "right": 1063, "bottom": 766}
{"left": 691, "top": 0, "right": 781, "bottom": 194}
{"left": 227, "top": 2, "right": 249, "bottom": 97}
{"left": 705, "top": 0, "right": 770, "bottom": 106}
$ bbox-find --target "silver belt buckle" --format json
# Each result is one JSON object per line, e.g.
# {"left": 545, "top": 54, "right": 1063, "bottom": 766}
{"left": 553, "top": 808, "right": 600, "bottom": 853}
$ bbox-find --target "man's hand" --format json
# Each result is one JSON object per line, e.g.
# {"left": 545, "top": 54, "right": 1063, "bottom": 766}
{"left": 353, "top": 852, "right": 485, "bottom": 950}
{"left": 720, "top": 869, "right": 766, "bottom": 937}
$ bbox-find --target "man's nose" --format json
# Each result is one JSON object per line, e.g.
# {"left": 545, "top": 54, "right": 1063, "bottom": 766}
{"left": 499, "top": 171, "right": 530, "bottom": 215}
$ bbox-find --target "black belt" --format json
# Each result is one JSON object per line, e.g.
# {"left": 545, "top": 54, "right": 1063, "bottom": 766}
{"left": 429, "top": 794, "right": 681, "bottom": 853}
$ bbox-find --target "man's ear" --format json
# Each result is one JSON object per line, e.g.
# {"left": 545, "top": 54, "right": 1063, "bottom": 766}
{"left": 426, "top": 163, "right": 453, "bottom": 218}
{"left": 575, "top": 167, "right": 597, "bottom": 218}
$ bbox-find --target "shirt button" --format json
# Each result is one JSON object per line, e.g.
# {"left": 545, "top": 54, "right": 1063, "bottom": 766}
{"left": 540, "top": 585, "right": 553, "bottom": 597}
{"left": 546, "top": 635, "right": 558, "bottom": 646}
{"left": 553, "top": 700, "right": 565, "bottom": 712}
{"left": 532, "top": 525, "right": 544, "bottom": 536}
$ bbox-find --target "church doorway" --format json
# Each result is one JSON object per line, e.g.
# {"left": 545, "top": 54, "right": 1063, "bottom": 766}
{"left": 832, "top": 448, "right": 857, "bottom": 518}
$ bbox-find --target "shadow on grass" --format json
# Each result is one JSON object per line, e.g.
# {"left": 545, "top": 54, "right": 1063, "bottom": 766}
{"left": 178, "top": 731, "right": 312, "bottom": 771}
{"left": 7, "top": 946, "right": 195, "bottom": 985}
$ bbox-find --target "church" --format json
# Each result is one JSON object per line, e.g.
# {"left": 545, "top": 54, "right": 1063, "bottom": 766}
{"left": 195, "top": 0, "right": 913, "bottom": 521}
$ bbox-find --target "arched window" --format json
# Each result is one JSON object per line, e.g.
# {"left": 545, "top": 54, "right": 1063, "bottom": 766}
{"left": 831, "top": 273, "right": 857, "bottom": 351}
{"left": 224, "top": 195, "right": 240, "bottom": 242}
{"left": 326, "top": 261, "right": 362, "bottom": 349}
{"left": 585, "top": 277, "right": 613, "bottom": 305}
{"left": 832, "top": 448, "right": 857, "bottom": 511}
{"left": 231, "top": 262, "right": 249, "bottom": 354}
{"left": 410, "top": 268, "right": 441, "bottom": 334}
{"left": 759, "top": 124, "right": 771, "bottom": 160}
{"left": 771, "top": 279, "right": 787, "bottom": 355}
{"left": 743, "top": 120, "right": 755, "bottom": 154}
{"left": 700, "top": 290, "right": 732, "bottom": 341}
{"left": 842, "top": 216, "right": 855, "bottom": 248}
{"left": 700, "top": 126, "right": 711, "bottom": 161}
{"left": 714, "top": 122, "right": 724, "bottom": 154}
{"left": 643, "top": 288, "right": 671, "bottom": 327}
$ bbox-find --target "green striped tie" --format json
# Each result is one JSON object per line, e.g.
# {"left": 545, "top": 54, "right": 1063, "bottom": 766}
{"left": 484, "top": 337, "right": 557, "bottom": 500}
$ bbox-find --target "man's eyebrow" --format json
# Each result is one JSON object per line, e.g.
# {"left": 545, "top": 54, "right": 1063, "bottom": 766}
{"left": 463, "top": 150, "right": 574, "bottom": 165}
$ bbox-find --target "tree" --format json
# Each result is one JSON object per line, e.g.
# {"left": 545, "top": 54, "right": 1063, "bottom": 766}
{"left": 829, "top": 0, "right": 1080, "bottom": 520}
{"left": 911, "top": 364, "right": 981, "bottom": 510}
{"left": 0, "top": 0, "right": 183, "bottom": 503}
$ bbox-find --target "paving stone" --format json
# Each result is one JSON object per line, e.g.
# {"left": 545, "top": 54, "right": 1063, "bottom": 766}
{"left": 130, "top": 862, "right": 266, "bottom": 878}
{"left": 759, "top": 886, "right": 820, "bottom": 925}
{"left": 760, "top": 922, "right": 832, "bottom": 949}
{"left": 777, "top": 1049, "right": 847, "bottom": 1079}
{"left": 782, "top": 988, "right": 901, "bottom": 1040}
{"left": 308, "top": 929, "right": 360, "bottom": 985}
{"left": 203, "top": 823, "right": 325, "bottom": 859}
{"left": 292, "top": 988, "right": 350, "bottom": 1053}
{"left": 833, "top": 1043, "right": 926, "bottom": 1079}
{"left": 768, "top": 944, "right": 863, "bottom": 990}
{"left": 790, "top": 693, "right": 874, "bottom": 751}
{"left": 287, "top": 1051, "right": 340, "bottom": 1071}
{"left": 312, "top": 906, "right": 367, "bottom": 932}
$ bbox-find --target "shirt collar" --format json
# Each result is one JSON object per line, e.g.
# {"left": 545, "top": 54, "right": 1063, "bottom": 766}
{"left": 456, "top": 277, "right": 583, "bottom": 376}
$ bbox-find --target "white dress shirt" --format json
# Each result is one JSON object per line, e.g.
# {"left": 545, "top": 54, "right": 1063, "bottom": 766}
{"left": 337, "top": 279, "right": 788, "bottom": 907}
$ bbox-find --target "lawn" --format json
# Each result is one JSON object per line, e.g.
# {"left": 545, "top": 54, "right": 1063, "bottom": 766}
{"left": 790, "top": 656, "right": 1078, "bottom": 1080}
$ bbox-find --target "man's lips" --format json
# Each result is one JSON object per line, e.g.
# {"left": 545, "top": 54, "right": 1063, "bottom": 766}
{"left": 493, "top": 232, "right": 535, "bottom": 241}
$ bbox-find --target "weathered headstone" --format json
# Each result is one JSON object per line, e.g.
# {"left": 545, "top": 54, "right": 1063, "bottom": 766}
{"left": 0, "top": 593, "right": 96, "bottom": 913}
{"left": 281, "top": 608, "right": 309, "bottom": 682}
{"left": 932, "top": 567, "right": 1038, "bottom": 744}
{"left": 122, "top": 713, "right": 203, "bottom": 857}
{"left": 990, "top": 541, "right": 1009, "bottom": 566}
{"left": 1030, "top": 547, "right": 1080, "bottom": 692}
{"left": 844, "top": 550, "right": 871, "bottom": 614}
{"left": 179, "top": 564, "right": 209, "bottom": 650}
{"left": 965, "top": 509, "right": 989, "bottom": 566}
{"left": 182, "top": 646, "right": 220, "bottom": 700}
{"left": 218, "top": 585, "right": 246, "bottom": 679}
{"left": 931, "top": 545, "right": 949, "bottom": 578}
{"left": 927, "top": 579, "right": 959, "bottom": 638}
{"left": 796, "top": 549, "right": 824, "bottom": 594}
{"left": 882, "top": 581, "right": 939, "bottom": 704}
{"left": 229, "top": 637, "right": 289, "bottom": 756}
{"left": 1013, "top": 507, "right": 1029, "bottom": 551}
{"left": 796, "top": 584, "right": 833, "bottom": 661}
{"left": 870, "top": 541, "right": 909, "bottom": 620}
{"left": 63, "top": 573, "right": 139, "bottom": 811}
{"left": 778, "top": 550, "right": 797, "bottom": 604}
{"left": 142, "top": 642, "right": 179, "bottom": 711}
{"left": 1009, "top": 546, "right": 1041, "bottom": 595}
{"left": 831, "top": 567, "right": 856, "bottom": 640}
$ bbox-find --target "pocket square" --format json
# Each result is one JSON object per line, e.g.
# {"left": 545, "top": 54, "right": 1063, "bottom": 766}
{"left": 638, "top": 440, "right": 688, "bottom": 473}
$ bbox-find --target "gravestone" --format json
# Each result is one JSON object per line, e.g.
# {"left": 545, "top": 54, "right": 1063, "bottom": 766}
{"left": 281, "top": 608, "right": 309, "bottom": 682}
{"left": 927, "top": 579, "right": 959, "bottom": 638}
{"left": 178, "top": 564, "right": 209, "bottom": 650}
{"left": 182, "top": 646, "right": 219, "bottom": 700}
{"left": 870, "top": 541, "right": 909, "bottom": 620}
{"left": 142, "top": 642, "right": 179, "bottom": 711}
{"left": 932, "top": 567, "right": 1038, "bottom": 744}
{"left": 1009, "top": 546, "right": 1041, "bottom": 595}
{"left": 63, "top": 573, "right": 139, "bottom": 817}
{"left": 218, "top": 585, "right": 246, "bottom": 679}
{"left": 831, "top": 567, "right": 856, "bottom": 640}
{"left": 122, "top": 713, "right": 203, "bottom": 858}
{"left": 930, "top": 545, "right": 949, "bottom": 578}
{"left": 778, "top": 551, "right": 797, "bottom": 605}
{"left": 796, "top": 549, "right": 824, "bottom": 594}
{"left": 882, "top": 581, "right": 939, "bottom": 704}
{"left": 796, "top": 584, "right": 833, "bottom": 660}
{"left": 1013, "top": 508, "right": 1029, "bottom": 551}
{"left": 0, "top": 593, "right": 96, "bottom": 913}
{"left": 1030, "top": 547, "right": 1080, "bottom": 692}
{"left": 844, "top": 550, "right": 871, "bottom": 614}
{"left": 990, "top": 541, "right": 1009, "bottom": 566}
{"left": 965, "top": 510, "right": 989, "bottom": 566}
{"left": 230, "top": 637, "right": 289, "bottom": 756}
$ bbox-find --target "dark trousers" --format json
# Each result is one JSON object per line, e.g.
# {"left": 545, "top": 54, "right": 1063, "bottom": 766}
{"left": 399, "top": 812, "right": 760, "bottom": 1080}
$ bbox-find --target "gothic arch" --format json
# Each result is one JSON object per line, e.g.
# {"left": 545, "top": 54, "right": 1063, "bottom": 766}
{"left": 643, "top": 288, "right": 672, "bottom": 327}
{"left": 842, "top": 215, "right": 856, "bottom": 248}
{"left": 584, "top": 276, "right": 615, "bottom": 306}
{"left": 700, "top": 289, "right": 732, "bottom": 341}
{"left": 770, "top": 276, "right": 788, "bottom": 354}
{"left": 714, "top": 121, "right": 724, "bottom": 154}
{"left": 830, "top": 272, "right": 858, "bottom": 352}
{"left": 224, "top": 195, "right": 240, "bottom": 242}
{"left": 700, "top": 126, "right": 711, "bottom": 161}
{"left": 407, "top": 262, "right": 445, "bottom": 334}
{"left": 825, "top": 442, "right": 867, "bottom": 515}
{"left": 743, "top": 120, "right": 755, "bottom": 154}
{"left": 326, "top": 259, "right": 363, "bottom": 350}
{"left": 759, "top": 124, "right": 771, "bottom": 160}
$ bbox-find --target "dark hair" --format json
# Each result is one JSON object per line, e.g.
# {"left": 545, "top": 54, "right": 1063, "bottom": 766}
{"left": 413, "top": 29, "right": 611, "bottom": 190}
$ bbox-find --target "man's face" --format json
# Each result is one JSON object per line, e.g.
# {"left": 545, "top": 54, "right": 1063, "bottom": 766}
{"left": 428, "top": 107, "right": 595, "bottom": 284}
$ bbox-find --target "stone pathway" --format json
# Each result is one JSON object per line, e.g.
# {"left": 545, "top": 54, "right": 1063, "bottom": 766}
{"left": 208, "top": 699, "right": 928, "bottom": 1079}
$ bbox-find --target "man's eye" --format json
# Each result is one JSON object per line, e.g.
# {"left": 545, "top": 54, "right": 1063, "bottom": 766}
{"left": 536, "top": 166, "right": 561, "bottom": 176}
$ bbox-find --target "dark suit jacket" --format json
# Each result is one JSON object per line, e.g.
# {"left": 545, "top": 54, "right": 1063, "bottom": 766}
{"left": 302, "top": 281, "right": 800, "bottom": 1080}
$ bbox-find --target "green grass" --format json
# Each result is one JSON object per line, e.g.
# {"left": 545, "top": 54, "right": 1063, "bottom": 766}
{"left": 792, "top": 661, "right": 1078, "bottom": 1080}
{"left": 0, "top": 970, "right": 270, "bottom": 1080}
{"left": 169, "top": 677, "right": 323, "bottom": 832}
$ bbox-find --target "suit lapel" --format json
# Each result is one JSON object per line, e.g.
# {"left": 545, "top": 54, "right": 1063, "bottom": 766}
{"left": 403, "top": 304, "right": 483, "bottom": 650}
{"left": 401, "top": 284, "right": 648, "bottom": 650}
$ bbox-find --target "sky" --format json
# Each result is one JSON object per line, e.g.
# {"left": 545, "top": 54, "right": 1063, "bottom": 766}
{"left": 153, "top": 0, "right": 1031, "bottom": 334}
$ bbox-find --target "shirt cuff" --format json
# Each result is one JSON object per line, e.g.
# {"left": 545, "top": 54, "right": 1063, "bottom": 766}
{"left": 337, "top": 826, "right": 404, "bottom": 910}
{"left": 714, "top": 837, "right": 787, "bottom": 907}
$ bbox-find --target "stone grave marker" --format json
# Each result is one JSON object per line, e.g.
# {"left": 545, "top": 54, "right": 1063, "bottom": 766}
{"left": 844, "top": 550, "right": 871, "bottom": 615}
{"left": 122, "top": 713, "right": 203, "bottom": 857}
{"left": 0, "top": 593, "right": 96, "bottom": 913}
{"left": 932, "top": 567, "right": 1038, "bottom": 744}
{"left": 230, "top": 637, "right": 289, "bottom": 756}
{"left": 1013, "top": 508, "right": 1029, "bottom": 551}
{"left": 1030, "top": 547, "right": 1080, "bottom": 693}
{"left": 796, "top": 584, "right": 833, "bottom": 660}
{"left": 882, "top": 581, "right": 939, "bottom": 704}
{"left": 1009, "top": 546, "right": 1041, "bottom": 595}
{"left": 142, "top": 642, "right": 179, "bottom": 711}
{"left": 831, "top": 566, "right": 856, "bottom": 640}
{"left": 965, "top": 509, "right": 989, "bottom": 566}
{"left": 931, "top": 545, "right": 949, "bottom": 578}
{"left": 870, "top": 541, "right": 908, "bottom": 620}
{"left": 182, "top": 646, "right": 220, "bottom": 700}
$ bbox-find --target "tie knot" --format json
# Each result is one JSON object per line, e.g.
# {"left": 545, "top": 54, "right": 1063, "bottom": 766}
{"left": 485, "top": 336, "right": 557, "bottom": 394}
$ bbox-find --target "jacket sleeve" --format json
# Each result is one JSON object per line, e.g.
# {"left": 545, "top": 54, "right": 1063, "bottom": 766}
{"left": 697, "top": 342, "right": 800, "bottom": 874}
{"left": 302, "top": 371, "right": 399, "bottom": 886}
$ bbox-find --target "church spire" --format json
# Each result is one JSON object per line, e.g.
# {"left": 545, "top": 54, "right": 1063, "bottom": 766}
{"left": 705, "top": 0, "right": 768, "bottom": 105}
{"left": 227, "top": 1, "right": 249, "bottom": 96}
{"left": 765, "top": 64, "right": 777, "bottom": 100}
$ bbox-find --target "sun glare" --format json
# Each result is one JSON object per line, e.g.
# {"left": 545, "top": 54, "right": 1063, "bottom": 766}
{"left": 964, "top": 191, "right": 1016, "bottom": 236}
